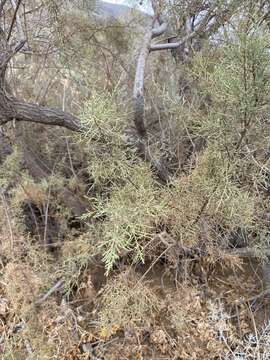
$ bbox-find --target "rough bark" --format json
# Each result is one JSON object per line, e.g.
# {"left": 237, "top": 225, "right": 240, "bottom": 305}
{"left": 0, "top": 27, "right": 82, "bottom": 132}
{"left": 3, "top": 98, "right": 81, "bottom": 131}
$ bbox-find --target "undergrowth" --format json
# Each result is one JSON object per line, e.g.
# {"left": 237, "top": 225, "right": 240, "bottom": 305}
{"left": 1, "top": 3, "right": 270, "bottom": 359}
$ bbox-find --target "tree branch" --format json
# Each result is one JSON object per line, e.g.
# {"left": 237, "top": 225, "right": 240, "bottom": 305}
{"left": 7, "top": 0, "right": 23, "bottom": 42}
{"left": 0, "top": 31, "right": 81, "bottom": 132}
{"left": 133, "top": 19, "right": 154, "bottom": 138}
{"left": 150, "top": 42, "right": 182, "bottom": 51}
{"left": 152, "top": 20, "right": 167, "bottom": 39}
{"left": 9, "top": 0, "right": 25, "bottom": 42}
{"left": 10, "top": 99, "right": 81, "bottom": 131}
{"left": 132, "top": 7, "right": 172, "bottom": 182}
{"left": 150, "top": 0, "right": 241, "bottom": 52}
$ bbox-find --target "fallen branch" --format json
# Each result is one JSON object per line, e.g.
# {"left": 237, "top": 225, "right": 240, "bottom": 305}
{"left": 0, "top": 35, "right": 80, "bottom": 130}
{"left": 235, "top": 288, "right": 270, "bottom": 305}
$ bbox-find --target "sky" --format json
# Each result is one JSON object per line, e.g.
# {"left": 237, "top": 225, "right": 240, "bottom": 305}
{"left": 102, "top": 0, "right": 153, "bottom": 15}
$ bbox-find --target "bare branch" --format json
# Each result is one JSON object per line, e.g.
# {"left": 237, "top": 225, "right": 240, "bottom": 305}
{"left": 9, "top": 0, "right": 25, "bottom": 41}
{"left": 228, "top": 247, "right": 270, "bottom": 257}
{"left": 132, "top": 6, "right": 171, "bottom": 182}
{"left": 35, "top": 279, "right": 64, "bottom": 305}
{"left": 152, "top": 21, "right": 167, "bottom": 39}
{"left": 0, "top": 81, "right": 81, "bottom": 131}
{"left": 150, "top": 41, "right": 181, "bottom": 51}
{"left": 7, "top": 0, "right": 23, "bottom": 41}
{"left": 10, "top": 99, "right": 81, "bottom": 131}
{"left": 158, "top": 231, "right": 270, "bottom": 260}
{"left": 0, "top": 29, "right": 81, "bottom": 132}
{"left": 150, "top": 0, "right": 241, "bottom": 52}
{"left": 133, "top": 19, "right": 154, "bottom": 138}
{"left": 150, "top": 24, "right": 204, "bottom": 52}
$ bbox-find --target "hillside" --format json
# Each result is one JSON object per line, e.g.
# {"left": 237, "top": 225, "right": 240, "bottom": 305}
{"left": 80, "top": 0, "right": 150, "bottom": 19}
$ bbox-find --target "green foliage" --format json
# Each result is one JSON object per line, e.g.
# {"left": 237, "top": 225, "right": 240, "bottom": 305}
{"left": 79, "top": 30, "right": 270, "bottom": 270}
{"left": 192, "top": 25, "right": 270, "bottom": 154}
{"left": 0, "top": 147, "right": 22, "bottom": 190}
{"left": 79, "top": 92, "right": 172, "bottom": 273}
{"left": 94, "top": 163, "right": 167, "bottom": 274}
{"left": 171, "top": 21, "right": 270, "bottom": 251}
{"left": 80, "top": 92, "right": 124, "bottom": 144}
{"left": 163, "top": 145, "right": 254, "bottom": 248}
{"left": 79, "top": 91, "right": 136, "bottom": 189}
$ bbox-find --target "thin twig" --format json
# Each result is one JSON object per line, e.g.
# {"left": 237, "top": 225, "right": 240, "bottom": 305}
{"left": 62, "top": 80, "right": 77, "bottom": 180}
{"left": 10, "top": 0, "right": 24, "bottom": 41}
{"left": 0, "top": 188, "right": 14, "bottom": 256}
{"left": 7, "top": 0, "right": 23, "bottom": 41}
{"left": 136, "top": 245, "right": 174, "bottom": 285}
{"left": 35, "top": 279, "right": 64, "bottom": 305}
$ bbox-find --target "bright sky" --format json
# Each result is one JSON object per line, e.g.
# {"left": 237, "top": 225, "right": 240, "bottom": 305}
{"left": 102, "top": 0, "right": 153, "bottom": 15}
